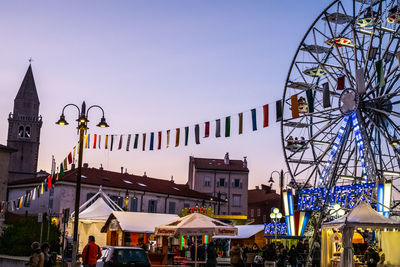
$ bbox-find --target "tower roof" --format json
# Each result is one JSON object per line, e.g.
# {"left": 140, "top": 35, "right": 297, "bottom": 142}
{"left": 15, "top": 65, "right": 39, "bottom": 104}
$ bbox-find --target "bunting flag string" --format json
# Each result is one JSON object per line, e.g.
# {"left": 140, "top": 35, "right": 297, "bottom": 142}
{"left": 2, "top": 145, "right": 77, "bottom": 213}
{"left": 84, "top": 97, "right": 318, "bottom": 153}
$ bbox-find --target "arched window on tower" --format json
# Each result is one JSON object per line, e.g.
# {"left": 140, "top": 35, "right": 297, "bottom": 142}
{"left": 18, "top": 126, "right": 24, "bottom": 138}
{"left": 25, "top": 126, "right": 31, "bottom": 138}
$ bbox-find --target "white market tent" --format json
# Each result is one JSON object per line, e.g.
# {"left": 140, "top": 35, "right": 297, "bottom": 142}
{"left": 155, "top": 213, "right": 237, "bottom": 267}
{"left": 102, "top": 211, "right": 180, "bottom": 233}
{"left": 68, "top": 187, "right": 123, "bottom": 252}
{"left": 213, "top": 224, "right": 264, "bottom": 239}
{"left": 322, "top": 202, "right": 400, "bottom": 267}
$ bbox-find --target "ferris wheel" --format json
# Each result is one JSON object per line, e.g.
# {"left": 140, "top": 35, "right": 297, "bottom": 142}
{"left": 281, "top": 0, "right": 400, "bottom": 194}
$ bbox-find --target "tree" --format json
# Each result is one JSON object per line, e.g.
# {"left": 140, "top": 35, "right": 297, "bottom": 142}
{"left": 0, "top": 215, "right": 60, "bottom": 256}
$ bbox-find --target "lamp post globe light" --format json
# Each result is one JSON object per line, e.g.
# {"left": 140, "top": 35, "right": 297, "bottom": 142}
{"left": 270, "top": 207, "right": 282, "bottom": 240}
{"left": 56, "top": 101, "right": 109, "bottom": 265}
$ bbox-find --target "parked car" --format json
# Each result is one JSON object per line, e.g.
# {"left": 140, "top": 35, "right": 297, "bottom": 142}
{"left": 97, "top": 246, "right": 151, "bottom": 267}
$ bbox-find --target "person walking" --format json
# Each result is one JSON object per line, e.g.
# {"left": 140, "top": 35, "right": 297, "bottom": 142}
{"left": 82, "top": 236, "right": 102, "bottom": 267}
{"left": 364, "top": 246, "right": 380, "bottom": 267}
{"left": 206, "top": 242, "right": 218, "bottom": 267}
{"left": 26, "top": 241, "right": 44, "bottom": 267}
{"left": 311, "top": 242, "right": 321, "bottom": 267}
{"left": 41, "top": 243, "right": 53, "bottom": 267}
{"left": 288, "top": 245, "right": 298, "bottom": 267}
{"left": 230, "top": 243, "right": 242, "bottom": 267}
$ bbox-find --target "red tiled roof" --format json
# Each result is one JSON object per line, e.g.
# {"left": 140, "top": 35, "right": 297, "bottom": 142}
{"left": 248, "top": 189, "right": 281, "bottom": 204}
{"left": 192, "top": 157, "right": 248, "bottom": 172}
{"left": 10, "top": 168, "right": 211, "bottom": 200}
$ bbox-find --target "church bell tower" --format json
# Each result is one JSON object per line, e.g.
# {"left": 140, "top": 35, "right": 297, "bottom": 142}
{"left": 7, "top": 65, "right": 42, "bottom": 182}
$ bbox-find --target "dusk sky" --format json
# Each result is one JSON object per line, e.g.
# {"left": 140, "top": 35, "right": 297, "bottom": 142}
{"left": 0, "top": 1, "right": 329, "bottom": 189}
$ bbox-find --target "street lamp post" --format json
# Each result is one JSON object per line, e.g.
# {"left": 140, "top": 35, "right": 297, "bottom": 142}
{"left": 270, "top": 207, "right": 282, "bottom": 240}
{"left": 56, "top": 101, "right": 109, "bottom": 265}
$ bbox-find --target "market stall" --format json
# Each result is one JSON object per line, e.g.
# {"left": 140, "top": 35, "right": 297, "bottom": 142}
{"left": 155, "top": 212, "right": 238, "bottom": 267}
{"left": 68, "top": 188, "right": 123, "bottom": 252}
{"left": 213, "top": 224, "right": 265, "bottom": 247}
{"left": 322, "top": 202, "right": 400, "bottom": 267}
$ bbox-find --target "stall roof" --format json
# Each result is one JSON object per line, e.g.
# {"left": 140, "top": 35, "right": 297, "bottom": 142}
{"left": 79, "top": 197, "right": 116, "bottom": 221}
{"left": 213, "top": 224, "right": 264, "bottom": 239}
{"left": 101, "top": 212, "right": 179, "bottom": 233}
{"left": 322, "top": 202, "right": 400, "bottom": 229}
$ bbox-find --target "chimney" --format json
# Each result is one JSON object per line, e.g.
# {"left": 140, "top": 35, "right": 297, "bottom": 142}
{"left": 71, "top": 163, "right": 76, "bottom": 170}
{"left": 255, "top": 186, "right": 259, "bottom": 190}
{"left": 124, "top": 168, "right": 128, "bottom": 174}
{"left": 121, "top": 167, "right": 124, "bottom": 174}
{"left": 170, "top": 175, "right": 174, "bottom": 182}
{"left": 143, "top": 171, "right": 147, "bottom": 178}
{"left": 83, "top": 163, "right": 89, "bottom": 168}
{"left": 224, "top": 152, "right": 230, "bottom": 165}
{"left": 243, "top": 156, "right": 247, "bottom": 168}
{"left": 99, "top": 164, "right": 103, "bottom": 171}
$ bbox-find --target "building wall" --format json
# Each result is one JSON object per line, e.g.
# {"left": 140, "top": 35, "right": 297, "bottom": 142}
{"left": 0, "top": 150, "right": 12, "bottom": 230}
{"left": 8, "top": 182, "right": 210, "bottom": 218}
{"left": 191, "top": 169, "right": 248, "bottom": 216}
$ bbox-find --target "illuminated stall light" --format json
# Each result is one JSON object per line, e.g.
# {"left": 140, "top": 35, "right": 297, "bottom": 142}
{"left": 383, "top": 182, "right": 392, "bottom": 218}
{"left": 204, "top": 235, "right": 209, "bottom": 245}
{"left": 303, "top": 68, "right": 326, "bottom": 77}
{"left": 283, "top": 191, "right": 289, "bottom": 216}
{"left": 325, "top": 37, "right": 352, "bottom": 48}
{"left": 180, "top": 236, "right": 185, "bottom": 250}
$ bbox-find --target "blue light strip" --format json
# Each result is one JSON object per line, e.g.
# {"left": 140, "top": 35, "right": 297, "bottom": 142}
{"left": 351, "top": 112, "right": 368, "bottom": 182}
{"left": 288, "top": 190, "right": 294, "bottom": 216}
{"left": 285, "top": 216, "right": 291, "bottom": 236}
{"left": 319, "top": 115, "right": 351, "bottom": 186}
{"left": 377, "top": 184, "right": 384, "bottom": 213}
{"left": 300, "top": 212, "right": 311, "bottom": 236}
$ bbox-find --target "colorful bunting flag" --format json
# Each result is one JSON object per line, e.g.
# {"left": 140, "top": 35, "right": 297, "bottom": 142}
{"left": 276, "top": 100, "right": 283, "bottom": 121}
{"left": 105, "top": 135, "right": 109, "bottom": 149}
{"left": 251, "top": 108, "right": 257, "bottom": 131}
{"left": 166, "top": 130, "right": 170, "bottom": 148}
{"left": 110, "top": 135, "right": 114, "bottom": 151}
{"left": 98, "top": 135, "right": 101, "bottom": 149}
{"left": 60, "top": 163, "right": 64, "bottom": 176}
{"left": 175, "top": 128, "right": 180, "bottom": 147}
{"left": 150, "top": 132, "right": 154, "bottom": 150}
{"left": 376, "top": 59, "right": 385, "bottom": 88}
{"left": 84, "top": 134, "right": 88, "bottom": 148}
{"left": 118, "top": 135, "right": 123, "bottom": 150}
{"left": 63, "top": 158, "right": 68, "bottom": 171}
{"left": 134, "top": 134, "right": 139, "bottom": 149}
{"left": 337, "top": 75, "right": 345, "bottom": 90}
{"left": 47, "top": 175, "right": 52, "bottom": 189}
{"left": 142, "top": 133, "right": 146, "bottom": 151}
{"left": 44, "top": 179, "right": 48, "bottom": 192}
{"left": 126, "top": 134, "right": 131, "bottom": 151}
{"left": 204, "top": 122, "right": 210, "bottom": 138}
{"left": 19, "top": 197, "right": 23, "bottom": 208}
{"left": 41, "top": 182, "right": 44, "bottom": 194}
{"left": 322, "top": 83, "right": 331, "bottom": 108}
{"left": 263, "top": 105, "right": 269, "bottom": 128}
{"left": 67, "top": 152, "right": 72, "bottom": 164}
{"left": 87, "top": 134, "right": 90, "bottom": 149}
{"left": 185, "top": 126, "right": 189, "bottom": 146}
{"left": 290, "top": 95, "right": 299, "bottom": 119}
{"left": 32, "top": 188, "right": 36, "bottom": 200}
{"left": 73, "top": 146, "right": 76, "bottom": 162}
{"left": 225, "top": 116, "right": 231, "bottom": 137}
{"left": 356, "top": 68, "right": 366, "bottom": 94}
{"left": 306, "top": 89, "right": 314, "bottom": 113}
{"left": 238, "top": 113, "right": 243, "bottom": 134}
{"left": 158, "top": 131, "right": 162, "bottom": 150}
{"left": 93, "top": 134, "right": 97, "bottom": 149}
{"left": 215, "top": 119, "right": 221, "bottom": 138}
{"left": 195, "top": 124, "right": 200, "bottom": 144}
{"left": 56, "top": 171, "right": 59, "bottom": 181}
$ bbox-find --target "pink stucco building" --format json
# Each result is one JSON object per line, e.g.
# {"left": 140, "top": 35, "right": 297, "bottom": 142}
{"left": 188, "top": 153, "right": 249, "bottom": 216}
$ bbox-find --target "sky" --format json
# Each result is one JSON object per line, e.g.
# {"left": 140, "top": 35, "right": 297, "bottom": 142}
{"left": 0, "top": 0, "right": 330, "bottom": 190}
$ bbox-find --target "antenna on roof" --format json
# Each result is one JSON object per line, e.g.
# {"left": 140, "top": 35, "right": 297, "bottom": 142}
{"left": 28, "top": 57, "right": 33, "bottom": 64}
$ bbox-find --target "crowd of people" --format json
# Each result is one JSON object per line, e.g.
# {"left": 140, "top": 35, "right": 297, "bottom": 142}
{"left": 229, "top": 240, "right": 319, "bottom": 267}
{"left": 26, "top": 241, "right": 55, "bottom": 267}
